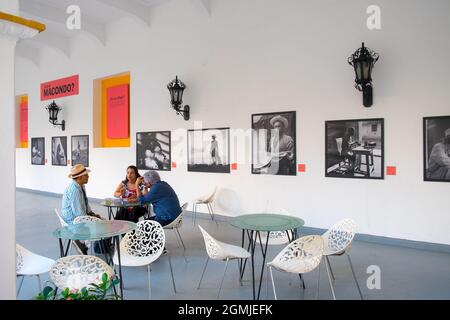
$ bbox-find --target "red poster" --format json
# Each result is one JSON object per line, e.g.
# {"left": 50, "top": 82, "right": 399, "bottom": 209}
{"left": 387, "top": 166, "right": 397, "bottom": 176}
{"left": 106, "top": 84, "right": 129, "bottom": 139}
{"left": 298, "top": 164, "right": 306, "bottom": 172}
{"left": 20, "top": 102, "right": 28, "bottom": 143}
{"left": 40, "top": 75, "right": 79, "bottom": 101}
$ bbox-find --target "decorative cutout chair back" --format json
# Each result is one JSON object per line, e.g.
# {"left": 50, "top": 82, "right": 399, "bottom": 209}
{"left": 73, "top": 215, "right": 101, "bottom": 224}
{"left": 54, "top": 208, "right": 68, "bottom": 227}
{"left": 204, "top": 187, "right": 217, "bottom": 203}
{"left": 16, "top": 244, "right": 25, "bottom": 273}
{"left": 49, "top": 255, "right": 114, "bottom": 290}
{"left": 165, "top": 202, "right": 188, "bottom": 229}
{"left": 336, "top": 138, "right": 343, "bottom": 156}
{"left": 198, "top": 225, "right": 225, "bottom": 260}
{"left": 322, "top": 219, "right": 356, "bottom": 254}
{"left": 123, "top": 220, "right": 165, "bottom": 258}
{"left": 270, "top": 235, "right": 324, "bottom": 274}
{"left": 261, "top": 207, "right": 292, "bottom": 244}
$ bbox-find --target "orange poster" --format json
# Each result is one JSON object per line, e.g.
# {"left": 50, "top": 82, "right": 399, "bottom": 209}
{"left": 20, "top": 101, "right": 28, "bottom": 143}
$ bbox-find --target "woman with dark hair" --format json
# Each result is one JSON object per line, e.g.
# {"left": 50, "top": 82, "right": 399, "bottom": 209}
{"left": 113, "top": 165, "right": 148, "bottom": 222}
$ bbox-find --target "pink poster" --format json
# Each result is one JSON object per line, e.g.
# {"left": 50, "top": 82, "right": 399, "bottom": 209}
{"left": 106, "top": 84, "right": 129, "bottom": 139}
{"left": 40, "top": 75, "right": 79, "bottom": 101}
{"left": 20, "top": 102, "right": 28, "bottom": 143}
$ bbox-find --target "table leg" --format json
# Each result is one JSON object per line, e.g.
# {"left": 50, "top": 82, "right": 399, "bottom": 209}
{"left": 63, "top": 240, "right": 71, "bottom": 257}
{"left": 365, "top": 154, "right": 370, "bottom": 176}
{"left": 249, "top": 230, "right": 256, "bottom": 300}
{"left": 115, "top": 235, "right": 124, "bottom": 299}
{"left": 256, "top": 231, "right": 270, "bottom": 300}
{"left": 240, "top": 230, "right": 253, "bottom": 281}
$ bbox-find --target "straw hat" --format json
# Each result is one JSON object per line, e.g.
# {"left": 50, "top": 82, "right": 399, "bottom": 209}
{"left": 270, "top": 115, "right": 288, "bottom": 128}
{"left": 68, "top": 164, "right": 90, "bottom": 179}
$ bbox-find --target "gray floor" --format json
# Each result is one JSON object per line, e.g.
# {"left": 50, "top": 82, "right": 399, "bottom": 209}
{"left": 16, "top": 190, "right": 450, "bottom": 300}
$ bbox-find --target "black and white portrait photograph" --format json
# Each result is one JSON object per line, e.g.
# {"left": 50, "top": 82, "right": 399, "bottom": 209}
{"left": 137, "top": 131, "right": 171, "bottom": 171}
{"left": 31, "top": 137, "right": 45, "bottom": 165}
{"left": 325, "top": 118, "right": 384, "bottom": 179}
{"left": 71, "top": 135, "right": 89, "bottom": 167}
{"left": 52, "top": 136, "right": 67, "bottom": 166}
{"left": 188, "top": 128, "right": 230, "bottom": 173}
{"left": 423, "top": 116, "right": 450, "bottom": 182}
{"left": 252, "top": 111, "right": 296, "bottom": 176}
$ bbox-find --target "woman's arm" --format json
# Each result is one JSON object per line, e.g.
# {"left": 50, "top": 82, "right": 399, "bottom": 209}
{"left": 114, "top": 182, "right": 125, "bottom": 198}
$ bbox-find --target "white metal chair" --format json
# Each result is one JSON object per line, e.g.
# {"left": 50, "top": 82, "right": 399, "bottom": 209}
{"left": 73, "top": 215, "right": 102, "bottom": 255}
{"left": 163, "top": 202, "right": 188, "bottom": 263}
{"left": 321, "top": 218, "right": 363, "bottom": 300}
{"left": 16, "top": 244, "right": 55, "bottom": 296}
{"left": 54, "top": 208, "right": 87, "bottom": 255}
{"left": 192, "top": 187, "right": 217, "bottom": 225}
{"left": 112, "top": 220, "right": 176, "bottom": 299}
{"left": 257, "top": 208, "right": 293, "bottom": 246}
{"left": 267, "top": 235, "right": 324, "bottom": 300}
{"left": 49, "top": 255, "right": 115, "bottom": 291}
{"left": 197, "top": 225, "right": 251, "bottom": 299}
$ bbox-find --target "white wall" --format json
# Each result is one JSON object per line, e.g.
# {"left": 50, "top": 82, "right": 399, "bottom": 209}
{"left": 15, "top": 0, "right": 450, "bottom": 245}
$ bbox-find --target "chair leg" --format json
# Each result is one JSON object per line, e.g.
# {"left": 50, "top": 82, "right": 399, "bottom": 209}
{"left": 217, "top": 258, "right": 229, "bottom": 300}
{"left": 175, "top": 228, "right": 187, "bottom": 252}
{"left": 17, "top": 276, "right": 25, "bottom": 296}
{"left": 174, "top": 229, "right": 188, "bottom": 263}
{"left": 207, "top": 203, "right": 215, "bottom": 220}
{"left": 317, "top": 262, "right": 321, "bottom": 300}
{"left": 147, "top": 265, "right": 152, "bottom": 300}
{"left": 299, "top": 273, "right": 305, "bottom": 289}
{"left": 192, "top": 203, "right": 196, "bottom": 225}
{"left": 347, "top": 253, "right": 363, "bottom": 300}
{"left": 167, "top": 253, "right": 177, "bottom": 293}
{"left": 326, "top": 256, "right": 335, "bottom": 280}
{"left": 325, "top": 256, "right": 336, "bottom": 300}
{"left": 269, "top": 266, "right": 277, "bottom": 300}
{"left": 36, "top": 274, "right": 42, "bottom": 292}
{"left": 197, "top": 257, "right": 209, "bottom": 289}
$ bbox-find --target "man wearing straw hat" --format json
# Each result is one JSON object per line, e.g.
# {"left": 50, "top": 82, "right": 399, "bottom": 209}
{"left": 61, "top": 164, "right": 102, "bottom": 225}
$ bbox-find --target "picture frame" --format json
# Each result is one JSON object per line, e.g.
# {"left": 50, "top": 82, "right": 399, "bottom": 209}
{"left": 325, "top": 118, "right": 384, "bottom": 179}
{"left": 31, "top": 137, "right": 45, "bottom": 165}
{"left": 187, "top": 127, "right": 230, "bottom": 173}
{"left": 252, "top": 111, "right": 297, "bottom": 176}
{"left": 423, "top": 116, "right": 450, "bottom": 182}
{"left": 52, "top": 136, "right": 68, "bottom": 166}
{"left": 71, "top": 135, "right": 89, "bottom": 167}
{"left": 136, "top": 131, "right": 171, "bottom": 171}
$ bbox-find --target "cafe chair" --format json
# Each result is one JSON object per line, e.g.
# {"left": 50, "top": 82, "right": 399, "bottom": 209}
{"left": 54, "top": 208, "right": 86, "bottom": 256}
{"left": 49, "top": 255, "right": 115, "bottom": 291}
{"left": 257, "top": 208, "right": 293, "bottom": 246}
{"left": 321, "top": 218, "right": 363, "bottom": 300}
{"left": 112, "top": 220, "right": 176, "bottom": 299}
{"left": 197, "top": 225, "right": 251, "bottom": 299}
{"left": 73, "top": 215, "right": 103, "bottom": 255}
{"left": 192, "top": 187, "right": 217, "bottom": 225}
{"left": 163, "top": 202, "right": 189, "bottom": 263}
{"left": 267, "top": 235, "right": 323, "bottom": 300}
{"left": 334, "top": 137, "right": 353, "bottom": 174}
{"left": 16, "top": 244, "right": 55, "bottom": 296}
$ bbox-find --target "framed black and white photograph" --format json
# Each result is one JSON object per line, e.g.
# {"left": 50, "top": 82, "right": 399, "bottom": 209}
{"left": 423, "top": 116, "right": 450, "bottom": 182}
{"left": 187, "top": 128, "right": 230, "bottom": 173}
{"left": 52, "top": 136, "right": 67, "bottom": 166}
{"left": 136, "top": 131, "right": 171, "bottom": 171}
{"left": 252, "top": 111, "right": 296, "bottom": 176}
{"left": 71, "top": 135, "right": 89, "bottom": 167}
{"left": 325, "top": 118, "right": 384, "bottom": 179}
{"left": 31, "top": 137, "right": 45, "bottom": 165}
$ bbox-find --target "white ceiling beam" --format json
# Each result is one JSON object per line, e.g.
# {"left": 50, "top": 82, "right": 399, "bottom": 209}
{"left": 95, "top": 0, "right": 151, "bottom": 27}
{"left": 31, "top": 29, "right": 71, "bottom": 58}
{"left": 16, "top": 44, "right": 41, "bottom": 67}
{"left": 191, "top": 0, "right": 211, "bottom": 17}
{"left": 19, "top": 0, "right": 107, "bottom": 45}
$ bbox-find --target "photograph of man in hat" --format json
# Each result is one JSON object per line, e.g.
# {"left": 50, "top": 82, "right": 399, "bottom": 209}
{"left": 427, "top": 127, "right": 450, "bottom": 181}
{"left": 252, "top": 111, "right": 296, "bottom": 176}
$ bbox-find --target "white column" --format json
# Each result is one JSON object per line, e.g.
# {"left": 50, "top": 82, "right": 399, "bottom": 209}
{"left": 0, "top": 0, "right": 40, "bottom": 299}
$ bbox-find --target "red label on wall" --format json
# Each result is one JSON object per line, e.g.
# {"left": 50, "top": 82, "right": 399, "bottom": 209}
{"left": 298, "top": 164, "right": 306, "bottom": 172}
{"left": 172, "top": 162, "right": 177, "bottom": 168}
{"left": 387, "top": 166, "right": 397, "bottom": 175}
{"left": 40, "top": 75, "right": 79, "bottom": 101}
{"left": 20, "top": 101, "right": 28, "bottom": 143}
{"left": 231, "top": 163, "right": 238, "bottom": 170}
{"left": 106, "top": 84, "right": 129, "bottom": 139}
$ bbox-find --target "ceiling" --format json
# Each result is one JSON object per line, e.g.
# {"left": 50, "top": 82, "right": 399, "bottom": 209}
{"left": 16, "top": 0, "right": 211, "bottom": 66}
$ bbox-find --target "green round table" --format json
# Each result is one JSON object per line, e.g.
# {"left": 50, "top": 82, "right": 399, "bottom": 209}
{"left": 230, "top": 213, "right": 305, "bottom": 300}
{"left": 53, "top": 220, "right": 136, "bottom": 299}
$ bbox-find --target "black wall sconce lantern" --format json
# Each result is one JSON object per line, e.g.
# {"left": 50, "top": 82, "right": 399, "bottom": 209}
{"left": 45, "top": 100, "right": 65, "bottom": 130}
{"left": 167, "top": 76, "right": 190, "bottom": 121}
{"left": 348, "top": 42, "right": 379, "bottom": 107}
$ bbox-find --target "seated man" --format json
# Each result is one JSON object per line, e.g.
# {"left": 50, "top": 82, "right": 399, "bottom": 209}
{"left": 61, "top": 164, "right": 102, "bottom": 254}
{"left": 136, "top": 171, "right": 182, "bottom": 226}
